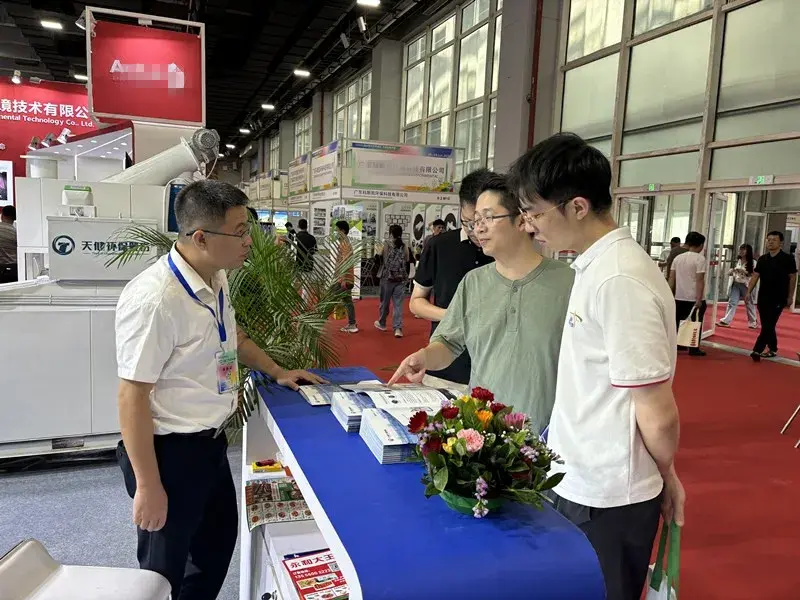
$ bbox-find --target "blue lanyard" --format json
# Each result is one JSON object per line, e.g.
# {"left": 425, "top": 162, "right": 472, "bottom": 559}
{"left": 168, "top": 254, "right": 227, "bottom": 344}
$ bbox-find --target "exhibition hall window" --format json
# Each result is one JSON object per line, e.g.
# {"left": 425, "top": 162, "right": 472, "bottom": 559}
{"left": 334, "top": 71, "right": 372, "bottom": 141}
{"left": 294, "top": 112, "right": 312, "bottom": 157}
{"left": 268, "top": 135, "right": 279, "bottom": 172}
{"left": 401, "top": 0, "right": 502, "bottom": 181}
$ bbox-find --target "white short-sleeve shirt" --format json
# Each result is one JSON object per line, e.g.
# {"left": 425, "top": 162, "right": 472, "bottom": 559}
{"left": 548, "top": 228, "right": 677, "bottom": 508}
{"left": 671, "top": 251, "right": 706, "bottom": 302}
{"left": 115, "top": 246, "right": 238, "bottom": 435}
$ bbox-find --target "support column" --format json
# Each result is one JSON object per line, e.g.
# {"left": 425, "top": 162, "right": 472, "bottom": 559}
{"left": 322, "top": 91, "right": 335, "bottom": 144}
{"left": 532, "top": 0, "right": 563, "bottom": 146}
{"left": 311, "top": 91, "right": 325, "bottom": 150}
{"left": 257, "top": 136, "right": 266, "bottom": 175}
{"left": 370, "top": 39, "right": 403, "bottom": 142}
{"left": 279, "top": 119, "right": 295, "bottom": 168}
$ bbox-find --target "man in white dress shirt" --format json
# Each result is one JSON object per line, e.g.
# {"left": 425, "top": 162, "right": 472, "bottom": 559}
{"left": 115, "top": 180, "right": 324, "bottom": 599}
{"left": 510, "top": 133, "right": 685, "bottom": 600}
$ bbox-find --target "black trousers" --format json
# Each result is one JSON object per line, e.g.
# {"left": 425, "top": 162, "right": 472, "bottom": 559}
{"left": 551, "top": 491, "right": 663, "bottom": 600}
{"left": 675, "top": 299, "right": 706, "bottom": 352}
{"left": 753, "top": 302, "right": 784, "bottom": 354}
{"left": 117, "top": 432, "right": 238, "bottom": 600}
{"left": 0, "top": 264, "right": 17, "bottom": 284}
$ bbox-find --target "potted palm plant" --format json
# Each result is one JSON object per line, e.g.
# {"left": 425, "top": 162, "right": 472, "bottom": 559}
{"left": 105, "top": 218, "right": 361, "bottom": 437}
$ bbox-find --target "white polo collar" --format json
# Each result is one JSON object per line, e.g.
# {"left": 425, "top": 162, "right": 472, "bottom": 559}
{"left": 169, "top": 245, "right": 216, "bottom": 295}
{"left": 571, "top": 228, "right": 632, "bottom": 273}
{"left": 460, "top": 228, "right": 469, "bottom": 242}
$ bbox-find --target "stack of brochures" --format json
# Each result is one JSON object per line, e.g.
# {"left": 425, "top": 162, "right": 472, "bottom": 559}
{"left": 359, "top": 407, "right": 424, "bottom": 465}
{"left": 330, "top": 391, "right": 375, "bottom": 433}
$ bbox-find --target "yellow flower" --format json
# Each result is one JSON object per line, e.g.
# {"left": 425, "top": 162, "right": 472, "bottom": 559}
{"left": 476, "top": 410, "right": 493, "bottom": 430}
{"left": 443, "top": 437, "right": 457, "bottom": 454}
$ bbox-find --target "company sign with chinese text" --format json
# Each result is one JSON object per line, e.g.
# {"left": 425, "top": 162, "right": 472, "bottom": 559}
{"left": 349, "top": 141, "right": 455, "bottom": 192}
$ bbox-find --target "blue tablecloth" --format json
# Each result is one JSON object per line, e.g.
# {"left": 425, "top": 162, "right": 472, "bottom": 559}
{"left": 259, "top": 367, "right": 605, "bottom": 600}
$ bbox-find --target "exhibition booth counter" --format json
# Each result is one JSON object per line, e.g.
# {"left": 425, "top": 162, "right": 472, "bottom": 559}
{"left": 240, "top": 367, "right": 606, "bottom": 600}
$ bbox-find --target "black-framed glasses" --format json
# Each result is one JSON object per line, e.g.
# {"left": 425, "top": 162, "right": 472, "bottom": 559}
{"left": 518, "top": 201, "right": 569, "bottom": 224}
{"left": 186, "top": 229, "right": 251, "bottom": 240}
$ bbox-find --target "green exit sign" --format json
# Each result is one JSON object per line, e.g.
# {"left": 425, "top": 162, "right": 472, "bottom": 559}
{"left": 646, "top": 183, "right": 661, "bottom": 192}
{"left": 749, "top": 175, "right": 774, "bottom": 185}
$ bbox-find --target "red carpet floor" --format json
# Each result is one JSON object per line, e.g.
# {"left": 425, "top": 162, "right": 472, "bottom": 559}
{"left": 331, "top": 298, "right": 800, "bottom": 599}
{"left": 709, "top": 303, "right": 800, "bottom": 359}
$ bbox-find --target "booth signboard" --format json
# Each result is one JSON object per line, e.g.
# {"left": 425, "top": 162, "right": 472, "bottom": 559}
{"left": 381, "top": 202, "right": 413, "bottom": 242}
{"left": 442, "top": 205, "right": 461, "bottom": 232}
{"left": 88, "top": 18, "right": 204, "bottom": 125}
{"left": 47, "top": 216, "right": 158, "bottom": 281}
{"left": 348, "top": 141, "right": 455, "bottom": 192}
{"left": 288, "top": 155, "right": 310, "bottom": 197}
{"left": 311, "top": 141, "right": 339, "bottom": 192}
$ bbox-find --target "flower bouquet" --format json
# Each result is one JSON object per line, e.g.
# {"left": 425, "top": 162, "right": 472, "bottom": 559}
{"left": 408, "top": 387, "right": 564, "bottom": 518}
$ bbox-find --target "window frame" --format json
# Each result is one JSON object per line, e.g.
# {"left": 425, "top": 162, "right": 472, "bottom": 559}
{"left": 333, "top": 70, "right": 372, "bottom": 141}
{"left": 401, "top": 0, "right": 503, "bottom": 180}
{"left": 294, "top": 111, "right": 313, "bottom": 157}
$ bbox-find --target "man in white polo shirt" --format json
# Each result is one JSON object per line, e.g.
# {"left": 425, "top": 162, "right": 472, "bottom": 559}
{"left": 510, "top": 133, "right": 685, "bottom": 600}
{"left": 115, "top": 180, "right": 324, "bottom": 599}
{"left": 669, "top": 231, "right": 707, "bottom": 357}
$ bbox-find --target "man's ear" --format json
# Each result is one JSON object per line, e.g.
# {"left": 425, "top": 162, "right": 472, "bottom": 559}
{"left": 190, "top": 230, "right": 208, "bottom": 250}
{"left": 572, "top": 197, "right": 592, "bottom": 221}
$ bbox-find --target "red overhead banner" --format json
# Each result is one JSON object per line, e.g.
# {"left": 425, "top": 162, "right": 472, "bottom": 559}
{"left": 90, "top": 20, "right": 203, "bottom": 125}
{"left": 0, "top": 80, "right": 96, "bottom": 202}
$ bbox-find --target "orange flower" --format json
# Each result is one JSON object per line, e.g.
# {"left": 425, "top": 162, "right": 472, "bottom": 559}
{"left": 476, "top": 410, "right": 493, "bottom": 430}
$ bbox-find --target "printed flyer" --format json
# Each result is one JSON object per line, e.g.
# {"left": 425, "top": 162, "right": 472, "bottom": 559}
{"left": 282, "top": 549, "right": 349, "bottom": 600}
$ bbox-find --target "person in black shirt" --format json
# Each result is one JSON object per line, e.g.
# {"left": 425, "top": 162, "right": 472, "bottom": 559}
{"left": 746, "top": 231, "right": 797, "bottom": 361}
{"left": 411, "top": 168, "right": 495, "bottom": 390}
{"left": 295, "top": 219, "right": 317, "bottom": 273}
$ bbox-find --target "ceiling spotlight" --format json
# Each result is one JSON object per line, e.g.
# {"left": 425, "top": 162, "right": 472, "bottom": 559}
{"left": 121, "top": 142, "right": 127, "bottom": 146}
{"left": 113, "top": 147, "right": 119, "bottom": 150}
{"left": 77, "top": 144, "right": 84, "bottom": 148}
{"left": 75, "top": 11, "right": 86, "bottom": 30}
{"left": 90, "top": 139, "right": 97, "bottom": 144}
{"left": 225, "top": 143, "right": 236, "bottom": 149}
{"left": 357, "top": 16, "right": 367, "bottom": 33}
{"left": 218, "top": 153, "right": 225, "bottom": 158}
{"left": 28, "top": 137, "right": 41, "bottom": 151}
{"left": 239, "top": 128, "right": 251, "bottom": 134}
{"left": 262, "top": 103, "right": 275, "bottom": 111}
{"left": 11, "top": 70, "right": 21, "bottom": 85}
{"left": 54, "top": 151, "right": 60, "bottom": 154}
{"left": 73, "top": 73, "right": 88, "bottom": 81}
{"left": 65, "top": 148, "right": 72, "bottom": 152}
{"left": 41, "top": 133, "right": 56, "bottom": 148}
{"left": 293, "top": 69, "right": 311, "bottom": 78}
{"left": 41, "top": 20, "right": 63, "bottom": 30}
{"left": 57, "top": 128, "right": 72, "bottom": 144}
{"left": 357, "top": 0, "right": 381, "bottom": 6}
{"left": 339, "top": 33, "right": 350, "bottom": 49}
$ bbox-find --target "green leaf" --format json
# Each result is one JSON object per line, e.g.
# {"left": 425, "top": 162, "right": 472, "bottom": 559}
{"left": 539, "top": 472, "right": 565, "bottom": 491}
{"left": 427, "top": 451, "right": 445, "bottom": 470}
{"left": 424, "top": 482, "right": 439, "bottom": 498}
{"left": 433, "top": 467, "right": 449, "bottom": 492}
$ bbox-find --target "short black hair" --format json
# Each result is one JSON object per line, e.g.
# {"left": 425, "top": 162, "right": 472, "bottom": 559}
{"left": 298, "top": 218, "right": 308, "bottom": 230}
{"left": 432, "top": 219, "right": 445, "bottom": 228}
{"left": 1, "top": 205, "right": 16, "bottom": 220}
{"left": 685, "top": 231, "right": 706, "bottom": 247}
{"left": 247, "top": 207, "right": 259, "bottom": 222}
{"left": 335, "top": 220, "right": 350, "bottom": 235}
{"left": 459, "top": 168, "right": 494, "bottom": 207}
{"left": 478, "top": 173, "right": 519, "bottom": 217}
{"left": 174, "top": 180, "right": 248, "bottom": 234}
{"left": 671, "top": 236, "right": 681, "bottom": 244}
{"left": 767, "top": 230, "right": 785, "bottom": 242}
{"left": 286, "top": 222, "right": 294, "bottom": 229}
{"left": 508, "top": 132, "right": 612, "bottom": 214}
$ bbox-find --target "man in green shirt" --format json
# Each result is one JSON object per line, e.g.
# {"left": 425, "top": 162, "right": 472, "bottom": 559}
{"left": 389, "top": 174, "right": 574, "bottom": 431}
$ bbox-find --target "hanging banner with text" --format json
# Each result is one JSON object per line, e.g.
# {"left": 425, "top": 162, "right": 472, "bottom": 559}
{"left": 0, "top": 80, "right": 95, "bottom": 202}
{"left": 89, "top": 20, "right": 204, "bottom": 124}
{"left": 348, "top": 141, "right": 455, "bottom": 192}
{"left": 311, "top": 140, "right": 340, "bottom": 191}
{"left": 288, "top": 154, "right": 310, "bottom": 197}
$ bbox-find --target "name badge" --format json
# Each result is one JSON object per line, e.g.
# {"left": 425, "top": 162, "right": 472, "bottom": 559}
{"left": 216, "top": 349, "right": 240, "bottom": 394}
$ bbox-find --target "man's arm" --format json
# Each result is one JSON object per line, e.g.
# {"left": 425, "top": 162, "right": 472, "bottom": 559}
{"left": 410, "top": 283, "right": 447, "bottom": 322}
{"left": 236, "top": 327, "right": 327, "bottom": 390}
{"left": 694, "top": 271, "right": 705, "bottom": 307}
{"left": 788, "top": 273, "right": 797, "bottom": 308}
{"left": 118, "top": 379, "right": 166, "bottom": 532}
{"left": 668, "top": 269, "right": 676, "bottom": 294}
{"left": 745, "top": 272, "right": 760, "bottom": 300}
{"left": 632, "top": 382, "right": 685, "bottom": 526}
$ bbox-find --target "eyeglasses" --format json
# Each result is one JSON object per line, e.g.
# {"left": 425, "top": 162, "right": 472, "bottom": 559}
{"left": 462, "top": 212, "right": 514, "bottom": 231}
{"left": 518, "top": 202, "right": 564, "bottom": 225}
{"left": 186, "top": 229, "right": 251, "bottom": 240}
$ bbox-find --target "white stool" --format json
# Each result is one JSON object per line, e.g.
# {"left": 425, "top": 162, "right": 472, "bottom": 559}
{"left": 0, "top": 539, "right": 171, "bottom": 600}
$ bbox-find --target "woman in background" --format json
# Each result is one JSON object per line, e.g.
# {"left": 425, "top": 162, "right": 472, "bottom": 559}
{"left": 719, "top": 243, "right": 757, "bottom": 328}
{"left": 375, "top": 224, "right": 410, "bottom": 338}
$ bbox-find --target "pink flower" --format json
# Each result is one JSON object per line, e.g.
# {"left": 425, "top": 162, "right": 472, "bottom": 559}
{"left": 504, "top": 412, "right": 527, "bottom": 431}
{"left": 457, "top": 428, "right": 485, "bottom": 453}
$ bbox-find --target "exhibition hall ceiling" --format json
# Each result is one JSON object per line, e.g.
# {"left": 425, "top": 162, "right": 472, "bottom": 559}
{"left": 1, "top": 0, "right": 435, "bottom": 145}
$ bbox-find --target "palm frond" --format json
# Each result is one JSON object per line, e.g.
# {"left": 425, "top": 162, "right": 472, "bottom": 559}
{"left": 105, "top": 225, "right": 175, "bottom": 268}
